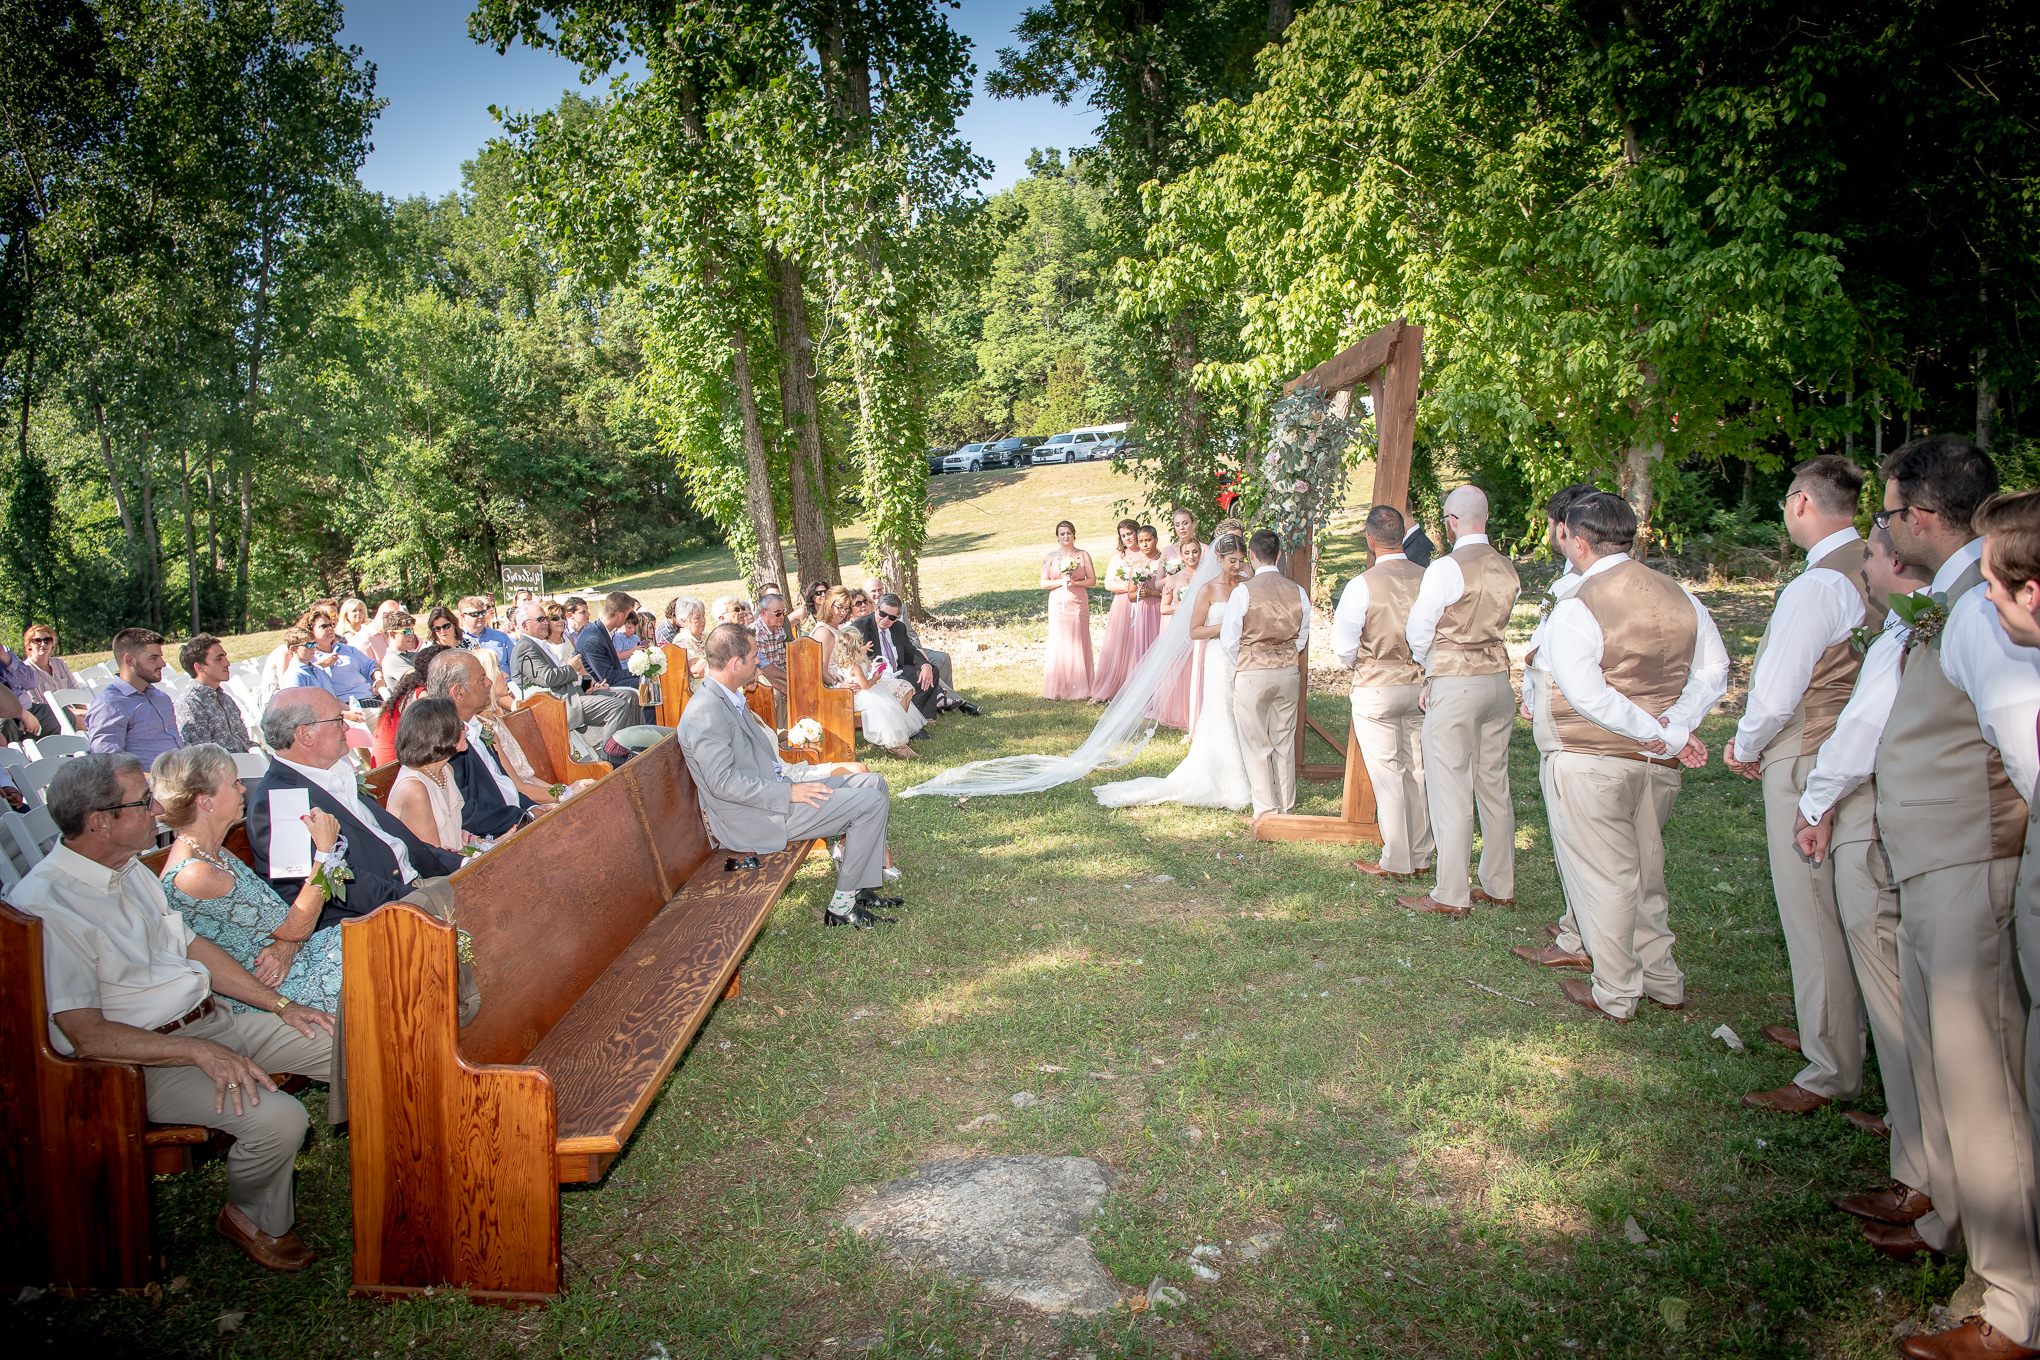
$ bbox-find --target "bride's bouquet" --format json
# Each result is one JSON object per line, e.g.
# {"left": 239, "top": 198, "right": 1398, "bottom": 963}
{"left": 1163, "top": 557, "right": 1185, "bottom": 576}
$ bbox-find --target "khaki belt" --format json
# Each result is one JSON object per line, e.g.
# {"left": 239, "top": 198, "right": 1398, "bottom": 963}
{"left": 154, "top": 996, "right": 215, "bottom": 1035}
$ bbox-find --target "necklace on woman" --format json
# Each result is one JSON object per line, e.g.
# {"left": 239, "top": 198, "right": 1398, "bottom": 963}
{"left": 177, "top": 835, "right": 235, "bottom": 874}
{"left": 423, "top": 765, "right": 449, "bottom": 789}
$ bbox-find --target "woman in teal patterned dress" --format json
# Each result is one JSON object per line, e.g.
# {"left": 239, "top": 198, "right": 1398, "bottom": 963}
{"left": 152, "top": 744, "right": 346, "bottom": 1012}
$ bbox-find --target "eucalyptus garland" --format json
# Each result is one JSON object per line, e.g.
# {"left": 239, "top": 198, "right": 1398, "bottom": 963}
{"left": 1257, "top": 388, "right": 1354, "bottom": 555}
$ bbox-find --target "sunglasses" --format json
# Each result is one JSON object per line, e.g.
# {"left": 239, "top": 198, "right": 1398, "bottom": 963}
{"left": 460, "top": 610, "right": 486, "bottom": 619}
{"left": 432, "top": 621, "right": 457, "bottom": 631}
{"left": 877, "top": 611, "right": 899, "bottom": 622}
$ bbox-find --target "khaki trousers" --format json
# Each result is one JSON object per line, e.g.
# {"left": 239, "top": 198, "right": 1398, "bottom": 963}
{"left": 143, "top": 1005, "right": 333, "bottom": 1237}
{"left": 1541, "top": 751, "right": 1588, "bottom": 954}
{"left": 1420, "top": 672, "right": 1516, "bottom": 908}
{"left": 1548, "top": 752, "right": 1683, "bottom": 1019}
{"left": 1833, "top": 835, "right": 1925, "bottom": 1191}
{"left": 1351, "top": 683, "right": 1432, "bottom": 874}
{"left": 1902, "top": 858, "right": 2040, "bottom": 1344}
{"left": 1234, "top": 667, "right": 1300, "bottom": 817}
{"left": 1761, "top": 755, "right": 1867, "bottom": 1099}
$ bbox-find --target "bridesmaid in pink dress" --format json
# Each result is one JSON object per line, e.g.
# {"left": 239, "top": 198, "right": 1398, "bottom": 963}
{"left": 1089, "top": 519, "right": 1145, "bottom": 701}
{"left": 1151, "top": 537, "right": 1203, "bottom": 729}
{"left": 1040, "top": 521, "right": 1097, "bottom": 699}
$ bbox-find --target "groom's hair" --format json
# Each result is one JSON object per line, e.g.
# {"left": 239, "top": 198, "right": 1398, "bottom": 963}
{"left": 704, "top": 622, "right": 757, "bottom": 668}
{"left": 1363, "top": 505, "right": 1404, "bottom": 546}
{"left": 1248, "top": 529, "right": 1281, "bottom": 563}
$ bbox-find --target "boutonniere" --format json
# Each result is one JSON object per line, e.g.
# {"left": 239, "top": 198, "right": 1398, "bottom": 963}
{"left": 1536, "top": 592, "right": 1558, "bottom": 623}
{"left": 477, "top": 724, "right": 498, "bottom": 749}
{"left": 1849, "top": 623, "right": 1878, "bottom": 654}
{"left": 1890, "top": 591, "right": 1949, "bottom": 653}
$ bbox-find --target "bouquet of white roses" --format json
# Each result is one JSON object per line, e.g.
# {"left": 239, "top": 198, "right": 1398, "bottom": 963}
{"left": 1163, "top": 557, "right": 1184, "bottom": 576}
{"left": 1125, "top": 564, "right": 1154, "bottom": 585}
{"left": 1059, "top": 557, "right": 1079, "bottom": 578}
{"left": 627, "top": 646, "right": 665, "bottom": 679}
{"left": 786, "top": 717, "right": 825, "bottom": 747}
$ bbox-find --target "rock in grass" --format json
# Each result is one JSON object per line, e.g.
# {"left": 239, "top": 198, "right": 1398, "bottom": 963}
{"left": 1238, "top": 1232, "right": 1284, "bottom": 1262}
{"left": 1623, "top": 1216, "right": 1649, "bottom": 1245}
{"left": 1011, "top": 1091, "right": 1040, "bottom": 1108}
{"left": 1712, "top": 1023, "right": 1746, "bottom": 1053}
{"left": 843, "top": 1155, "right": 1120, "bottom": 1314}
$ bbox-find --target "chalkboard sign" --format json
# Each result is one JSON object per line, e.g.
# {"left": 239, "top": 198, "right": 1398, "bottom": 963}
{"left": 501, "top": 563, "right": 545, "bottom": 593}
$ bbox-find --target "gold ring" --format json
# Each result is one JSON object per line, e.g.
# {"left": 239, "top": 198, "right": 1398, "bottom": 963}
{"left": 226, "top": 1082, "right": 238, "bottom": 1089}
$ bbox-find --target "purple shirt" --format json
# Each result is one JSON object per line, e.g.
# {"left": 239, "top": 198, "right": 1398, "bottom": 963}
{"left": 85, "top": 680, "right": 184, "bottom": 767}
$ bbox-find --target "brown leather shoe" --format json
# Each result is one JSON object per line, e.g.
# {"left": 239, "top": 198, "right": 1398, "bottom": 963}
{"left": 1350, "top": 858, "right": 1417, "bottom": 881}
{"left": 217, "top": 1202, "right": 314, "bottom": 1272}
{"left": 1471, "top": 888, "right": 1513, "bottom": 906}
{"left": 1558, "top": 975, "right": 1629, "bottom": 1022}
{"left": 1742, "top": 1082, "right": 1831, "bottom": 1114}
{"left": 1901, "top": 1317, "right": 2040, "bottom": 1359}
{"left": 1545, "top": 923, "right": 1564, "bottom": 940}
{"left": 1844, "top": 1109, "right": 1892, "bottom": 1138}
{"left": 1833, "top": 1181, "right": 1931, "bottom": 1225}
{"left": 1511, "top": 942, "right": 1592, "bottom": 969}
{"left": 1759, "top": 1023, "right": 1803, "bottom": 1053}
{"left": 1644, "top": 994, "right": 1688, "bottom": 1011}
{"left": 1397, "top": 893, "right": 1471, "bottom": 919}
{"left": 1860, "top": 1218, "right": 1939, "bottom": 1261}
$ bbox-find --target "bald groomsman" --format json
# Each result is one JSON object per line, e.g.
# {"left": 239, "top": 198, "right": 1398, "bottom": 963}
{"left": 1513, "top": 483, "right": 1599, "bottom": 970}
{"left": 1400, "top": 485, "right": 1520, "bottom": 917}
{"left": 1331, "top": 505, "right": 1434, "bottom": 880}
{"left": 1834, "top": 439, "right": 2040, "bottom": 1360}
{"left": 1724, "top": 456, "right": 1879, "bottom": 1115}
{"left": 1541, "top": 492, "right": 1728, "bottom": 1021}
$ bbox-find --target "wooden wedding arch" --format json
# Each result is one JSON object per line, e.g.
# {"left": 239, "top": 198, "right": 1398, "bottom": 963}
{"left": 1253, "top": 317, "right": 1423, "bottom": 845}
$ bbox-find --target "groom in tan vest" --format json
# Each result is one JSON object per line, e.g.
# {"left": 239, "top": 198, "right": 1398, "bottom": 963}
{"left": 1400, "top": 485, "right": 1520, "bottom": 917}
{"left": 1330, "top": 505, "right": 1433, "bottom": 878}
{"left": 1221, "top": 528, "right": 1312, "bottom": 819}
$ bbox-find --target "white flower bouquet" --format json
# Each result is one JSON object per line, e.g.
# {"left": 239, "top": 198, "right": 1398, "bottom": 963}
{"left": 786, "top": 717, "right": 825, "bottom": 747}
{"left": 627, "top": 646, "right": 665, "bottom": 679}
{"left": 1059, "top": 557, "right": 1079, "bottom": 578}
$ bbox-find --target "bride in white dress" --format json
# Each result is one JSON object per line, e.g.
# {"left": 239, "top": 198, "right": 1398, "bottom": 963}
{"left": 1094, "top": 533, "right": 1254, "bottom": 810}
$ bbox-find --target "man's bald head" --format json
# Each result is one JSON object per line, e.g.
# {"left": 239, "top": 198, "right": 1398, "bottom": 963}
{"left": 1442, "top": 485, "right": 1490, "bottom": 537}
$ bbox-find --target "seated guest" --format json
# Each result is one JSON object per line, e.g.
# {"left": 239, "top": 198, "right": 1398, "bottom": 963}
{"left": 17, "top": 623, "right": 78, "bottom": 734}
{"left": 379, "top": 611, "right": 421, "bottom": 685}
{"left": 656, "top": 596, "right": 688, "bottom": 645}
{"left": 543, "top": 604, "right": 576, "bottom": 662}
{"left": 14, "top": 753, "right": 337, "bottom": 1271}
{"left": 336, "top": 598, "right": 372, "bottom": 649}
{"left": 358, "top": 600, "right": 401, "bottom": 662}
{"left": 512, "top": 603, "right": 644, "bottom": 757}
{"left": 0, "top": 670, "right": 31, "bottom": 746}
{"left": 371, "top": 643, "right": 451, "bottom": 769}
{"left": 754, "top": 592, "right": 791, "bottom": 692}
{"left": 86, "top": 627, "right": 185, "bottom": 764}
{"left": 613, "top": 611, "right": 643, "bottom": 664}
{"left": 561, "top": 596, "right": 591, "bottom": 646}
{"left": 425, "top": 650, "right": 533, "bottom": 837}
{"left": 862, "top": 576, "right": 979, "bottom": 717}
{"left": 422, "top": 605, "right": 460, "bottom": 651}
{"left": 576, "top": 590, "right": 639, "bottom": 688}
{"left": 475, "top": 648, "right": 606, "bottom": 798}
{"left": 248, "top": 687, "right": 464, "bottom": 932}
{"left": 307, "top": 611, "right": 380, "bottom": 706}
{"left": 387, "top": 697, "right": 470, "bottom": 854}
{"left": 712, "top": 594, "right": 753, "bottom": 628}
{"left": 789, "top": 580, "right": 829, "bottom": 635}
{"left": 156, "top": 744, "right": 344, "bottom": 1012}
{"left": 259, "top": 599, "right": 339, "bottom": 697}
{"left": 174, "top": 634, "right": 256, "bottom": 753}
{"left": 457, "top": 595, "right": 514, "bottom": 673}
{"left": 278, "top": 628, "right": 333, "bottom": 695}
{"left": 663, "top": 596, "right": 709, "bottom": 678}
{"left": 851, "top": 594, "right": 943, "bottom": 721}
{"left": 0, "top": 634, "right": 53, "bottom": 739}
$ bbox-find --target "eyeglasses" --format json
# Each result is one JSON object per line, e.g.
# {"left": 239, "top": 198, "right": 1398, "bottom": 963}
{"left": 296, "top": 716, "right": 349, "bottom": 732}
{"left": 431, "top": 621, "right": 456, "bottom": 631}
{"left": 96, "top": 795, "right": 153, "bottom": 815}
{"left": 1872, "top": 504, "right": 1934, "bottom": 529}
{"left": 1778, "top": 490, "right": 1806, "bottom": 513}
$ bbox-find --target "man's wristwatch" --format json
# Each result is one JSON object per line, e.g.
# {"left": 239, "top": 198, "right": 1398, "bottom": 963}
{"left": 272, "top": 996, "right": 293, "bottom": 1015}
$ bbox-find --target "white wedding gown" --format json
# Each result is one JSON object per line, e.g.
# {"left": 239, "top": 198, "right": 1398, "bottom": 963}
{"left": 852, "top": 664, "right": 926, "bottom": 748}
{"left": 1093, "top": 601, "right": 1253, "bottom": 810}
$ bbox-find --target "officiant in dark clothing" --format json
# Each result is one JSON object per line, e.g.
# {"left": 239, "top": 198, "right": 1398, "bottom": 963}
{"left": 852, "top": 594, "right": 943, "bottom": 720}
{"left": 1403, "top": 515, "right": 1435, "bottom": 567}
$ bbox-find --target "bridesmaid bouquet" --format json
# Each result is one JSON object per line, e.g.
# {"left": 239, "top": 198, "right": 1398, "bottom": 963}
{"left": 1163, "top": 558, "right": 1185, "bottom": 576}
{"left": 1059, "top": 557, "right": 1079, "bottom": 578}
{"left": 1126, "top": 564, "right": 1154, "bottom": 585}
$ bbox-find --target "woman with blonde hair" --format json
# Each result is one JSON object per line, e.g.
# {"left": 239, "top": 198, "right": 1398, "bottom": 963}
{"left": 471, "top": 648, "right": 595, "bottom": 810}
{"left": 828, "top": 607, "right": 925, "bottom": 759}
{"left": 154, "top": 744, "right": 347, "bottom": 1010}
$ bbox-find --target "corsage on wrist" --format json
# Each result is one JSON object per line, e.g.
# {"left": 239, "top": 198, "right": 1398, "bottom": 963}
{"left": 308, "top": 833, "right": 355, "bottom": 904}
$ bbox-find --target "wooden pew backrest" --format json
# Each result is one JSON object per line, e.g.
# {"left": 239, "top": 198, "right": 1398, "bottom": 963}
{"left": 785, "top": 636, "right": 855, "bottom": 763}
{"left": 501, "top": 694, "right": 610, "bottom": 785}
{"left": 657, "top": 644, "right": 692, "bottom": 728}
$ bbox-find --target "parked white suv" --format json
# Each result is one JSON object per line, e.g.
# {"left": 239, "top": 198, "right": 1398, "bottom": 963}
{"left": 1039, "top": 430, "right": 1101, "bottom": 463}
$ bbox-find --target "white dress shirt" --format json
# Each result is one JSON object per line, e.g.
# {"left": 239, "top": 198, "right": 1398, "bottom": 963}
{"left": 1938, "top": 549, "right": 2040, "bottom": 799}
{"left": 1219, "top": 565, "right": 1312, "bottom": 664}
{"left": 1520, "top": 564, "right": 1584, "bottom": 710}
{"left": 1329, "top": 553, "right": 1404, "bottom": 669}
{"left": 276, "top": 754, "right": 418, "bottom": 884}
{"left": 1405, "top": 534, "right": 1518, "bottom": 668}
{"left": 1731, "top": 527, "right": 1868, "bottom": 762}
{"left": 466, "top": 717, "right": 522, "bottom": 805}
{"left": 10, "top": 844, "right": 211, "bottom": 1054}
{"left": 1542, "top": 553, "right": 1731, "bottom": 754}
{"left": 1798, "top": 606, "right": 1910, "bottom": 826}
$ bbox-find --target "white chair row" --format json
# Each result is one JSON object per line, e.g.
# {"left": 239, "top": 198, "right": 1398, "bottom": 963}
{"left": 0, "top": 805, "right": 59, "bottom": 890}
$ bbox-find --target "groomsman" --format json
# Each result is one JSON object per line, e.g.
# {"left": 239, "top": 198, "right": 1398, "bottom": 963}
{"left": 1400, "top": 485, "right": 1520, "bottom": 917}
{"left": 1330, "top": 506, "right": 1434, "bottom": 879}
{"left": 1221, "top": 528, "right": 1311, "bottom": 819}
{"left": 1723, "top": 456, "right": 1878, "bottom": 1115}
{"left": 1791, "top": 527, "right": 1932, "bottom": 1189}
{"left": 1514, "top": 483, "right": 1599, "bottom": 969}
{"left": 1540, "top": 492, "right": 1728, "bottom": 1021}
{"left": 1837, "top": 439, "right": 2040, "bottom": 1360}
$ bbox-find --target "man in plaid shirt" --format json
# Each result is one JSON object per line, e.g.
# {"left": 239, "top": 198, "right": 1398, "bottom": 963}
{"left": 752, "top": 592, "right": 790, "bottom": 694}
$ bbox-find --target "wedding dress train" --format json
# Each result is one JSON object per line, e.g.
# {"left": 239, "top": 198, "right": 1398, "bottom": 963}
{"left": 1092, "top": 600, "right": 1253, "bottom": 810}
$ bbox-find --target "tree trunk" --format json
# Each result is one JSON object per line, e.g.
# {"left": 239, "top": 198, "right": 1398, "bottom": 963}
{"left": 1267, "top": 0, "right": 1293, "bottom": 38}
{"left": 204, "top": 441, "right": 218, "bottom": 572}
{"left": 235, "top": 466, "right": 253, "bottom": 631}
{"left": 1978, "top": 352, "right": 1998, "bottom": 453}
{"left": 1620, "top": 438, "right": 1662, "bottom": 556}
{"left": 94, "top": 398, "right": 136, "bottom": 542}
{"left": 730, "top": 323, "right": 787, "bottom": 589}
{"left": 180, "top": 446, "right": 199, "bottom": 634}
{"left": 138, "top": 449, "right": 163, "bottom": 632}
{"left": 771, "top": 249, "right": 838, "bottom": 587}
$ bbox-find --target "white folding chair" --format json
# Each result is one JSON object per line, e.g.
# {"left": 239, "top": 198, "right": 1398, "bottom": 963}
{"left": 31, "top": 734, "right": 88, "bottom": 759}
{"left": 0, "top": 841, "right": 22, "bottom": 892}
{"left": 0, "top": 746, "right": 26, "bottom": 772}
{"left": 46, "top": 687, "right": 92, "bottom": 735}
{"left": 14, "top": 759, "right": 65, "bottom": 809}
{"left": 10, "top": 805, "right": 58, "bottom": 859}
{"left": 232, "top": 751, "right": 270, "bottom": 780}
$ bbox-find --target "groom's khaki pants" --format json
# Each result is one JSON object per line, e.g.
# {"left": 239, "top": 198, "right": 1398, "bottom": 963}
{"left": 1420, "top": 671, "right": 1515, "bottom": 908}
{"left": 1351, "top": 683, "right": 1431, "bottom": 874}
{"left": 1547, "top": 751, "right": 1683, "bottom": 1019}
{"left": 1234, "top": 667, "right": 1300, "bottom": 817}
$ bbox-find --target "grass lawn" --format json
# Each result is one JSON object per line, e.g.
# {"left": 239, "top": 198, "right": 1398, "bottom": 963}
{"left": 27, "top": 474, "right": 1955, "bottom": 1357}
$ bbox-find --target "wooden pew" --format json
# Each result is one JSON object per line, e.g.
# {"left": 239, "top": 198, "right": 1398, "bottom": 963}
{"left": 785, "top": 636, "right": 855, "bottom": 763}
{"left": 342, "top": 733, "right": 809, "bottom": 1304}
{"left": 657, "top": 644, "right": 692, "bottom": 727}
{"left": 501, "top": 693, "right": 611, "bottom": 784}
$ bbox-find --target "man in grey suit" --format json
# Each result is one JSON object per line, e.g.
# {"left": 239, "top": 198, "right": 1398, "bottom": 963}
{"left": 509, "top": 604, "right": 645, "bottom": 757}
{"left": 678, "top": 624, "right": 898, "bottom": 928}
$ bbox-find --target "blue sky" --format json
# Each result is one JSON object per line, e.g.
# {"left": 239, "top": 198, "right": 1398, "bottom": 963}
{"left": 342, "top": 0, "right": 1099, "bottom": 201}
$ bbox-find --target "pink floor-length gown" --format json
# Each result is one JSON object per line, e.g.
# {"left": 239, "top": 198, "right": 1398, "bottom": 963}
{"left": 1150, "top": 574, "right": 1197, "bottom": 729}
{"left": 1092, "top": 551, "right": 1158, "bottom": 702}
{"left": 1041, "top": 549, "right": 1095, "bottom": 700}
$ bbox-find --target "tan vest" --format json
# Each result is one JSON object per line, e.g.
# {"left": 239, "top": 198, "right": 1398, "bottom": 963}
{"left": 1548, "top": 558, "right": 1697, "bottom": 762}
{"left": 1752, "top": 537, "right": 1880, "bottom": 770}
{"left": 1237, "top": 571, "right": 1305, "bottom": 672}
{"left": 1874, "top": 557, "right": 2028, "bottom": 879}
{"left": 1429, "top": 543, "right": 1519, "bottom": 676}
{"left": 1352, "top": 558, "right": 1425, "bottom": 689}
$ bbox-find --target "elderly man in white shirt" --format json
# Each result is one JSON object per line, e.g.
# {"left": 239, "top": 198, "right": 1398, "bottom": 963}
{"left": 11, "top": 753, "right": 336, "bottom": 1273}
{"left": 1719, "top": 457, "right": 1883, "bottom": 1117}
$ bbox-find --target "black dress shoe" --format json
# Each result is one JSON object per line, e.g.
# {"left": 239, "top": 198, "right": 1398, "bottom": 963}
{"left": 956, "top": 701, "right": 983, "bottom": 716}
{"left": 856, "top": 888, "right": 905, "bottom": 908}
{"left": 825, "top": 904, "right": 895, "bottom": 929}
